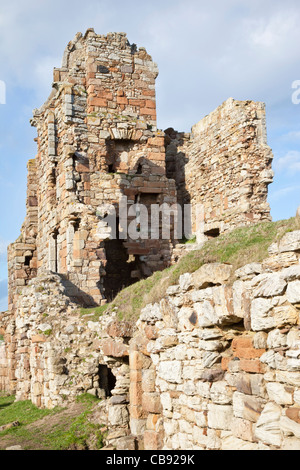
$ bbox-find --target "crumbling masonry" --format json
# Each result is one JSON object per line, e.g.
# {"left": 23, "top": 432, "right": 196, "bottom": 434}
{"left": 6, "top": 29, "right": 273, "bottom": 312}
{"left": 0, "top": 30, "right": 287, "bottom": 450}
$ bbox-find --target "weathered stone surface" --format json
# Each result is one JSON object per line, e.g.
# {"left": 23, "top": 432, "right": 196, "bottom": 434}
{"left": 140, "top": 304, "right": 163, "bottom": 323}
{"left": 158, "top": 361, "right": 182, "bottom": 384}
{"left": 254, "top": 402, "right": 282, "bottom": 447}
{"left": 192, "top": 263, "right": 233, "bottom": 289}
{"left": 280, "top": 415, "right": 300, "bottom": 439}
{"left": 108, "top": 405, "right": 129, "bottom": 426}
{"left": 286, "top": 280, "right": 300, "bottom": 304}
{"left": 107, "top": 321, "right": 135, "bottom": 338}
{"left": 101, "top": 339, "right": 129, "bottom": 358}
{"left": 250, "top": 297, "right": 275, "bottom": 331}
{"left": 235, "top": 263, "right": 263, "bottom": 281}
{"left": 279, "top": 231, "right": 300, "bottom": 253}
{"left": 233, "top": 392, "right": 265, "bottom": 422}
{"left": 207, "top": 404, "right": 233, "bottom": 430}
{"left": 285, "top": 407, "right": 300, "bottom": 424}
{"left": 2, "top": 58, "right": 300, "bottom": 452}
{"left": 231, "top": 418, "right": 254, "bottom": 442}
{"left": 253, "top": 274, "right": 287, "bottom": 298}
{"left": 266, "top": 382, "right": 293, "bottom": 405}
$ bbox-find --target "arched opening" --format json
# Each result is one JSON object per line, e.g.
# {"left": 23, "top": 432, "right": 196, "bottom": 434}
{"left": 204, "top": 227, "right": 220, "bottom": 239}
{"left": 98, "top": 365, "right": 117, "bottom": 397}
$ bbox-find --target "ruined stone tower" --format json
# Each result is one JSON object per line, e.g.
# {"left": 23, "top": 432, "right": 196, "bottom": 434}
{"left": 7, "top": 30, "right": 178, "bottom": 311}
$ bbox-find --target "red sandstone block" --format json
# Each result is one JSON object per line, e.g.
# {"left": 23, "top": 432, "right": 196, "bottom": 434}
{"left": 140, "top": 107, "right": 156, "bottom": 117}
{"left": 101, "top": 338, "right": 129, "bottom": 358}
{"left": 144, "top": 431, "right": 162, "bottom": 450}
{"left": 144, "top": 325, "right": 158, "bottom": 340}
{"left": 142, "top": 393, "right": 162, "bottom": 414}
{"left": 232, "top": 337, "right": 253, "bottom": 350}
{"left": 76, "top": 163, "right": 90, "bottom": 173}
{"left": 286, "top": 408, "right": 300, "bottom": 424}
{"left": 130, "top": 369, "right": 142, "bottom": 383}
{"left": 240, "top": 358, "right": 265, "bottom": 374}
{"left": 15, "top": 270, "right": 27, "bottom": 279}
{"left": 130, "top": 382, "right": 143, "bottom": 406}
{"left": 130, "top": 405, "right": 147, "bottom": 420}
{"left": 129, "top": 99, "right": 145, "bottom": 107}
{"left": 130, "top": 351, "right": 145, "bottom": 370}
{"left": 30, "top": 258, "right": 37, "bottom": 269}
{"left": 100, "top": 90, "right": 113, "bottom": 101}
{"left": 232, "top": 336, "right": 265, "bottom": 360}
{"left": 142, "top": 89, "right": 156, "bottom": 97}
{"left": 148, "top": 152, "right": 165, "bottom": 162}
{"left": 148, "top": 136, "right": 165, "bottom": 147}
{"left": 221, "top": 357, "right": 232, "bottom": 371}
{"left": 89, "top": 97, "right": 107, "bottom": 107}
{"left": 117, "top": 96, "right": 128, "bottom": 105}
{"left": 145, "top": 100, "right": 156, "bottom": 109}
{"left": 234, "top": 347, "right": 266, "bottom": 360}
{"left": 31, "top": 335, "right": 46, "bottom": 343}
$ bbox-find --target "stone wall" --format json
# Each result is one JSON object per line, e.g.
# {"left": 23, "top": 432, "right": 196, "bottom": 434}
{"left": 126, "top": 229, "right": 300, "bottom": 450}
{"left": 2, "top": 229, "right": 300, "bottom": 449}
{"left": 166, "top": 98, "right": 274, "bottom": 242}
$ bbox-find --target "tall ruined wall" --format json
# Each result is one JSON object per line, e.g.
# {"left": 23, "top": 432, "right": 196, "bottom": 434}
{"left": 7, "top": 159, "right": 38, "bottom": 311}
{"left": 166, "top": 98, "right": 274, "bottom": 241}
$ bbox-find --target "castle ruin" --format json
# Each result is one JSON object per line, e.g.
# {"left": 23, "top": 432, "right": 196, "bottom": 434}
{"left": 6, "top": 29, "right": 273, "bottom": 312}
{"left": 3, "top": 31, "right": 298, "bottom": 452}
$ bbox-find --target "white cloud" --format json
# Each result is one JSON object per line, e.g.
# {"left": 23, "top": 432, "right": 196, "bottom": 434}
{"left": 274, "top": 151, "right": 300, "bottom": 174}
{"left": 248, "top": 11, "right": 298, "bottom": 49}
{"left": 281, "top": 131, "right": 300, "bottom": 141}
{"left": 269, "top": 184, "right": 300, "bottom": 202}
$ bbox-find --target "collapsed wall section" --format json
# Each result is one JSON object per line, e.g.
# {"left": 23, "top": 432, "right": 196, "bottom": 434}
{"left": 166, "top": 98, "right": 274, "bottom": 242}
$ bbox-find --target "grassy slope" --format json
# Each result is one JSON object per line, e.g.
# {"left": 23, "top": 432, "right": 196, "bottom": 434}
{"left": 80, "top": 217, "right": 300, "bottom": 322}
{"left": 0, "top": 393, "right": 106, "bottom": 450}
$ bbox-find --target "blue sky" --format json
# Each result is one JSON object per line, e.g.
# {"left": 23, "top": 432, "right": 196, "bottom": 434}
{"left": 1, "top": 0, "right": 300, "bottom": 310}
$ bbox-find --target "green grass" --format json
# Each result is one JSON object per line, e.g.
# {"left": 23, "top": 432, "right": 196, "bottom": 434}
{"left": 42, "top": 394, "right": 106, "bottom": 450}
{"left": 79, "top": 217, "right": 300, "bottom": 323}
{"left": 0, "top": 395, "right": 56, "bottom": 430}
{"left": 0, "top": 393, "right": 106, "bottom": 450}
